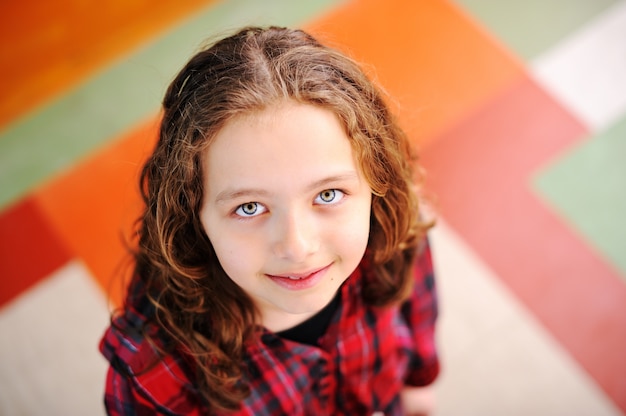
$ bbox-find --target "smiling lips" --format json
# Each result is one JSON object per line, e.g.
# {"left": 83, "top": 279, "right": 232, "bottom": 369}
{"left": 267, "top": 264, "right": 332, "bottom": 290}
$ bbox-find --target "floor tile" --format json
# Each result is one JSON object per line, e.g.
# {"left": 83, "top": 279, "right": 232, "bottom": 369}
{"left": 0, "top": 196, "right": 72, "bottom": 307}
{"left": 534, "top": 113, "right": 626, "bottom": 279}
{"left": 0, "top": 261, "right": 110, "bottom": 415}
{"left": 307, "top": 0, "right": 524, "bottom": 148}
{"left": 532, "top": 0, "right": 626, "bottom": 131}
{"left": 421, "top": 74, "right": 626, "bottom": 410}
{"left": 431, "top": 220, "right": 622, "bottom": 416}
{"left": 452, "top": 0, "right": 619, "bottom": 59}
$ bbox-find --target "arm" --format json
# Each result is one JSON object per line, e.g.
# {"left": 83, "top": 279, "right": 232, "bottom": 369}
{"left": 400, "top": 385, "right": 435, "bottom": 416}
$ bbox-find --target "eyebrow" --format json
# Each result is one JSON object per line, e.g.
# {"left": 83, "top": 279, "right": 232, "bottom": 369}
{"left": 214, "top": 172, "right": 360, "bottom": 205}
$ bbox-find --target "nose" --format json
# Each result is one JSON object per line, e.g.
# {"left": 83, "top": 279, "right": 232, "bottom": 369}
{"left": 272, "top": 210, "right": 319, "bottom": 262}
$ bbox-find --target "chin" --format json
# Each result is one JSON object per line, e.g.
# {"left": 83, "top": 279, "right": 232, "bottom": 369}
{"left": 281, "top": 302, "right": 325, "bottom": 316}
{"left": 280, "top": 295, "right": 332, "bottom": 315}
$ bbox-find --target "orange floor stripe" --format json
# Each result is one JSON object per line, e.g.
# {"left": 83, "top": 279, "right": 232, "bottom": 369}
{"left": 0, "top": 0, "right": 215, "bottom": 129}
{"left": 33, "top": 117, "right": 160, "bottom": 307}
{"left": 422, "top": 74, "right": 626, "bottom": 411}
{"left": 306, "top": 0, "right": 524, "bottom": 148}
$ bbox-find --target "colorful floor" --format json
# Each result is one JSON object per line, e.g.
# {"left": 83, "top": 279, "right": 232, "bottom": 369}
{"left": 1, "top": 0, "right": 625, "bottom": 414}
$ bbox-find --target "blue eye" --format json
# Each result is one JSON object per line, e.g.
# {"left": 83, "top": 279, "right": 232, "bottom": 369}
{"left": 315, "top": 189, "right": 344, "bottom": 205}
{"left": 235, "top": 202, "right": 267, "bottom": 217}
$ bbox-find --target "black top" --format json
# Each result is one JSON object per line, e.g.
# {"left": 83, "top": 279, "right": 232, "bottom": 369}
{"left": 276, "top": 291, "right": 341, "bottom": 346}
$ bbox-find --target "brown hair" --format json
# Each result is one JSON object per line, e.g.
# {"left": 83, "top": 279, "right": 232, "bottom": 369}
{"left": 132, "top": 26, "right": 431, "bottom": 411}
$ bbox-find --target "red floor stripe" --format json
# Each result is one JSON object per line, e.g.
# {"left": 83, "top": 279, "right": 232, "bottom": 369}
{"left": 0, "top": 196, "right": 73, "bottom": 308}
{"left": 422, "top": 74, "right": 626, "bottom": 411}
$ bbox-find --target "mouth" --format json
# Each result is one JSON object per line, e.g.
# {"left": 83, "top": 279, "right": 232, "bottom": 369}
{"left": 272, "top": 265, "right": 329, "bottom": 280}
{"left": 266, "top": 263, "right": 333, "bottom": 290}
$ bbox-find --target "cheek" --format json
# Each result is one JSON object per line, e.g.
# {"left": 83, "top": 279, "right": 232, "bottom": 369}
{"left": 350, "top": 215, "right": 372, "bottom": 252}
{"left": 333, "top": 201, "right": 372, "bottom": 256}
{"left": 208, "top": 230, "right": 265, "bottom": 280}
{"left": 209, "top": 229, "right": 266, "bottom": 289}
{"left": 202, "top": 216, "right": 250, "bottom": 278}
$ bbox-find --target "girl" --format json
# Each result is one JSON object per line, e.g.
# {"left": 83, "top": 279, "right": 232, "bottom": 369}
{"left": 100, "top": 26, "right": 439, "bottom": 415}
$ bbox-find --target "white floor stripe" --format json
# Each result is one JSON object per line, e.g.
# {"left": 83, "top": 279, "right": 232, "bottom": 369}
{"left": 531, "top": 0, "right": 626, "bottom": 132}
{"left": 430, "top": 219, "right": 622, "bottom": 416}
{"left": 0, "top": 261, "right": 109, "bottom": 416}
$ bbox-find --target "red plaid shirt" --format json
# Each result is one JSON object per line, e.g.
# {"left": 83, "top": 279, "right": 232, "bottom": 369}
{"left": 100, "top": 241, "right": 439, "bottom": 415}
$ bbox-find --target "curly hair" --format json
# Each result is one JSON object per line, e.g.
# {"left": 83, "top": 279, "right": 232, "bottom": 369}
{"left": 131, "top": 26, "right": 431, "bottom": 411}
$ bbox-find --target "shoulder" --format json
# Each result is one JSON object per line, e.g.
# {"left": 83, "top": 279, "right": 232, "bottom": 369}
{"left": 100, "top": 285, "right": 202, "bottom": 414}
{"left": 100, "top": 279, "right": 167, "bottom": 377}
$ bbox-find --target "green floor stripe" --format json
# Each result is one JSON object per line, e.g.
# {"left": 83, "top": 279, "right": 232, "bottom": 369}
{"left": 533, "top": 114, "right": 626, "bottom": 279}
{"left": 0, "top": 0, "right": 343, "bottom": 210}
{"left": 452, "top": 0, "right": 619, "bottom": 60}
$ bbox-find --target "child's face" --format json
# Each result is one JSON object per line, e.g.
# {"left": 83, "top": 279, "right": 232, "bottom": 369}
{"left": 200, "top": 102, "right": 372, "bottom": 332}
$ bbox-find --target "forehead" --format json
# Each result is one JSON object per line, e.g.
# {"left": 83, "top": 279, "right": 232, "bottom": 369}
{"left": 203, "top": 102, "right": 361, "bottom": 195}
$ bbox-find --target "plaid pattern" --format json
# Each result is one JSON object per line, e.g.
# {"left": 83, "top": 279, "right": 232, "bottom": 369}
{"left": 100, "top": 241, "right": 439, "bottom": 415}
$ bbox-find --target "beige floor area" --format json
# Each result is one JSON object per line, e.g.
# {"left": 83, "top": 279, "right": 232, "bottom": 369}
{"left": 0, "top": 262, "right": 110, "bottom": 415}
